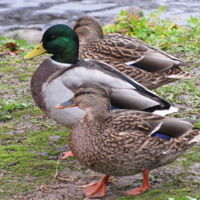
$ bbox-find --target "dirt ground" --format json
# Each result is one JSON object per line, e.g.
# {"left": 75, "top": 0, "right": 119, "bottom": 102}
{"left": 9, "top": 142, "right": 200, "bottom": 200}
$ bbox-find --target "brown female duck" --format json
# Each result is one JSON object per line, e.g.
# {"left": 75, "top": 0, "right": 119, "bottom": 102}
{"left": 56, "top": 82, "right": 200, "bottom": 197}
{"left": 74, "top": 16, "right": 193, "bottom": 90}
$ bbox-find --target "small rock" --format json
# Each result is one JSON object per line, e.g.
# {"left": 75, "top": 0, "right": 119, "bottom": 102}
{"left": 155, "top": 178, "right": 163, "bottom": 183}
{"left": 3, "top": 29, "right": 43, "bottom": 43}
{"left": 36, "top": 152, "right": 49, "bottom": 156}
{"left": 7, "top": 131, "right": 16, "bottom": 135}
{"left": 189, "top": 163, "right": 200, "bottom": 173}
{"left": 178, "top": 95, "right": 188, "bottom": 101}
{"left": 176, "top": 158, "right": 186, "bottom": 162}
{"left": 49, "top": 135, "right": 61, "bottom": 141}
{"left": 196, "top": 113, "right": 200, "bottom": 119}
{"left": 61, "top": 129, "right": 68, "bottom": 132}
{"left": 56, "top": 144, "right": 69, "bottom": 152}
{"left": 29, "top": 151, "right": 49, "bottom": 157}
{"left": 18, "top": 69, "right": 25, "bottom": 73}
{"left": 29, "top": 151, "right": 37, "bottom": 154}
{"left": 132, "top": 173, "right": 142, "bottom": 180}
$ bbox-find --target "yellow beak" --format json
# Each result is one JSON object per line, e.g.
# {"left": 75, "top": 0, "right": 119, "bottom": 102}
{"left": 24, "top": 43, "right": 46, "bottom": 59}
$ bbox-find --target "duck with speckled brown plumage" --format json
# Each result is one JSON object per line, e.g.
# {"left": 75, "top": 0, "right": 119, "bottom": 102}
{"left": 74, "top": 16, "right": 193, "bottom": 90}
{"left": 56, "top": 82, "right": 200, "bottom": 198}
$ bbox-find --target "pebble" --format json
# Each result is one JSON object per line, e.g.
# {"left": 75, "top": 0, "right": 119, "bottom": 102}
{"left": 3, "top": 29, "right": 43, "bottom": 43}
{"left": 49, "top": 135, "right": 61, "bottom": 141}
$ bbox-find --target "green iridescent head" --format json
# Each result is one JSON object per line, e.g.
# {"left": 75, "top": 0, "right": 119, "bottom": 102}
{"left": 24, "top": 24, "right": 79, "bottom": 64}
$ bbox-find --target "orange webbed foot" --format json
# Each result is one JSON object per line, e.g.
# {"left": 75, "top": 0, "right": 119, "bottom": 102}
{"left": 82, "top": 175, "right": 110, "bottom": 198}
{"left": 61, "top": 151, "right": 74, "bottom": 160}
{"left": 125, "top": 184, "right": 152, "bottom": 195}
{"left": 125, "top": 169, "right": 152, "bottom": 196}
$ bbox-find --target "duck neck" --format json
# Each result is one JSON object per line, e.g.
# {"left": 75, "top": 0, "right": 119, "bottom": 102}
{"left": 85, "top": 100, "right": 110, "bottom": 122}
{"left": 52, "top": 51, "right": 78, "bottom": 64}
{"left": 31, "top": 58, "right": 69, "bottom": 113}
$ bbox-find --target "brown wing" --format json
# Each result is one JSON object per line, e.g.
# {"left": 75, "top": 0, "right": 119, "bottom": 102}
{"left": 79, "top": 37, "right": 146, "bottom": 63}
{"left": 105, "top": 34, "right": 191, "bottom": 72}
{"left": 107, "top": 109, "right": 194, "bottom": 138}
{"left": 106, "top": 110, "right": 165, "bottom": 135}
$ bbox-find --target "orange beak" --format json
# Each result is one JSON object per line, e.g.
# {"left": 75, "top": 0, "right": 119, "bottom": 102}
{"left": 55, "top": 100, "right": 77, "bottom": 109}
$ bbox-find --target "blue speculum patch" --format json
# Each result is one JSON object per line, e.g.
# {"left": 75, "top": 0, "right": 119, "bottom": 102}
{"left": 152, "top": 133, "right": 171, "bottom": 140}
{"left": 129, "top": 64, "right": 141, "bottom": 70}
{"left": 110, "top": 105, "right": 117, "bottom": 110}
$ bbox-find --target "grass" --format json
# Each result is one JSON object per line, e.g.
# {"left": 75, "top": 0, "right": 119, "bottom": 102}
{"left": 0, "top": 40, "right": 70, "bottom": 197}
{"left": 0, "top": 7, "right": 200, "bottom": 199}
{"left": 0, "top": 120, "right": 69, "bottom": 198}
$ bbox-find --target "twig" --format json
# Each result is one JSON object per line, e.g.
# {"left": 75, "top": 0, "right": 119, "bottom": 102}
{"left": 54, "top": 153, "right": 75, "bottom": 182}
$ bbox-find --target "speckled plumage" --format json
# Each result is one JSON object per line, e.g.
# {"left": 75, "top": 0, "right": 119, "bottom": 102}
{"left": 71, "top": 116, "right": 199, "bottom": 176}
{"left": 74, "top": 16, "right": 193, "bottom": 89}
{"left": 60, "top": 82, "right": 200, "bottom": 196}
{"left": 91, "top": 58, "right": 188, "bottom": 90}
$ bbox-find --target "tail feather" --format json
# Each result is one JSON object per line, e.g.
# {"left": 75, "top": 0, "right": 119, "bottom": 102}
{"left": 153, "top": 106, "right": 178, "bottom": 116}
{"left": 167, "top": 73, "right": 194, "bottom": 79}
{"left": 188, "top": 128, "right": 200, "bottom": 144}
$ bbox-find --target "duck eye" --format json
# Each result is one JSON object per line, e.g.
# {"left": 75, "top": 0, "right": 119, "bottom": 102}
{"left": 75, "top": 91, "right": 92, "bottom": 98}
{"left": 50, "top": 35, "right": 56, "bottom": 40}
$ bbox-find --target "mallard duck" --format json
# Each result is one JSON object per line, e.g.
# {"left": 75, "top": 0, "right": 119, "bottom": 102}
{"left": 73, "top": 16, "right": 193, "bottom": 89}
{"left": 56, "top": 81, "right": 200, "bottom": 197}
{"left": 24, "top": 24, "right": 177, "bottom": 129}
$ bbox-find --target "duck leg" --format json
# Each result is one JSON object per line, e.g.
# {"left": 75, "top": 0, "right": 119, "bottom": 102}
{"left": 125, "top": 169, "right": 152, "bottom": 195}
{"left": 61, "top": 151, "right": 74, "bottom": 160}
{"left": 82, "top": 175, "right": 110, "bottom": 197}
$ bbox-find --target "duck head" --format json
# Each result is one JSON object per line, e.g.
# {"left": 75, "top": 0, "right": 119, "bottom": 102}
{"left": 73, "top": 16, "right": 104, "bottom": 44}
{"left": 24, "top": 24, "right": 79, "bottom": 64}
{"left": 56, "top": 82, "right": 111, "bottom": 121}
